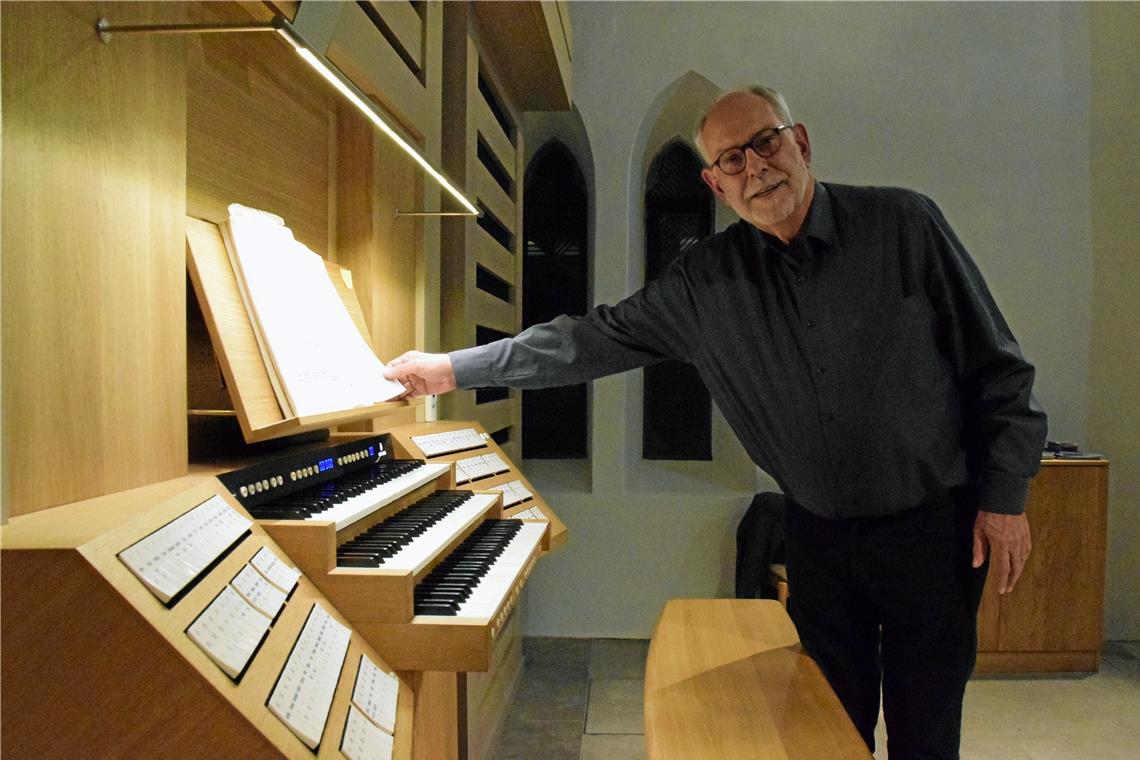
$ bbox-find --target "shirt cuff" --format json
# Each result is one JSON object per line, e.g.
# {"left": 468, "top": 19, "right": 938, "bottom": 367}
{"left": 977, "top": 472, "right": 1031, "bottom": 515}
{"left": 448, "top": 346, "right": 490, "bottom": 389}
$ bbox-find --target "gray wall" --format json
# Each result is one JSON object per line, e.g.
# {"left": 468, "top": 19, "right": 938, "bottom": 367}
{"left": 519, "top": 2, "right": 1139, "bottom": 639}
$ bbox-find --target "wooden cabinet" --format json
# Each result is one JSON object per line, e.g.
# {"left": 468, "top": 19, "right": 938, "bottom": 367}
{"left": 975, "top": 460, "right": 1109, "bottom": 673}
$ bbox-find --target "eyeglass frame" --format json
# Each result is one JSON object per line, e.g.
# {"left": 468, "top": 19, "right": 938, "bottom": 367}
{"left": 709, "top": 125, "right": 795, "bottom": 175}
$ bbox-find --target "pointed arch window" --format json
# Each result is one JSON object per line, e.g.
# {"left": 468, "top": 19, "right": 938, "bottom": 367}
{"left": 643, "top": 141, "right": 713, "bottom": 460}
{"left": 521, "top": 141, "right": 589, "bottom": 458}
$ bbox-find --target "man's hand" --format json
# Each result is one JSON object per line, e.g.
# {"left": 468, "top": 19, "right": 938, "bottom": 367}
{"left": 383, "top": 351, "right": 457, "bottom": 398}
{"left": 972, "top": 511, "right": 1031, "bottom": 594}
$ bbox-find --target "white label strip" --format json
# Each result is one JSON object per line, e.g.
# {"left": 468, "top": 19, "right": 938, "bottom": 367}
{"left": 352, "top": 655, "right": 400, "bottom": 734}
{"left": 410, "top": 428, "right": 485, "bottom": 456}
{"left": 267, "top": 604, "right": 351, "bottom": 750}
{"left": 250, "top": 546, "right": 301, "bottom": 594}
{"left": 454, "top": 453, "right": 510, "bottom": 484}
{"left": 513, "top": 506, "right": 547, "bottom": 521}
{"left": 230, "top": 563, "right": 287, "bottom": 619}
{"left": 340, "top": 705, "right": 395, "bottom": 760}
{"left": 119, "top": 495, "right": 251, "bottom": 603}
{"left": 489, "top": 480, "right": 534, "bottom": 507}
{"left": 186, "top": 585, "right": 271, "bottom": 679}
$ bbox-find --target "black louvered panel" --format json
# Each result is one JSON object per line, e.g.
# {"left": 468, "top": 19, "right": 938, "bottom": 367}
{"left": 522, "top": 141, "right": 589, "bottom": 458}
{"left": 643, "top": 141, "right": 715, "bottom": 460}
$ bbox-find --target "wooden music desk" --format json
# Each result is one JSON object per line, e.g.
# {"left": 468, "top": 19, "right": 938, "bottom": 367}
{"left": 644, "top": 599, "right": 872, "bottom": 760}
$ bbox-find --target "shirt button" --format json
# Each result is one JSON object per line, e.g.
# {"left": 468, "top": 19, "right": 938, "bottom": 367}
{"left": 816, "top": 366, "right": 828, "bottom": 375}
{"left": 796, "top": 275, "right": 806, "bottom": 284}
{"left": 807, "top": 320, "right": 817, "bottom": 328}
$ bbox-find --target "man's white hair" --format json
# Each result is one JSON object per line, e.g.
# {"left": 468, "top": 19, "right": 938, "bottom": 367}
{"left": 694, "top": 85, "right": 795, "bottom": 163}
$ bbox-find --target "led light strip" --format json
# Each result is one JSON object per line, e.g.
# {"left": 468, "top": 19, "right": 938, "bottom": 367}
{"left": 97, "top": 15, "right": 481, "bottom": 218}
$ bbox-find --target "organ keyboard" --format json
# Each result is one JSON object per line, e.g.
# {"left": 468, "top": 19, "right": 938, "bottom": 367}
{"left": 219, "top": 432, "right": 548, "bottom": 671}
{"left": 387, "top": 420, "right": 568, "bottom": 550}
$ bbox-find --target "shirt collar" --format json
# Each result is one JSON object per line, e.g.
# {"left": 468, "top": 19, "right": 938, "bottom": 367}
{"left": 751, "top": 181, "right": 836, "bottom": 256}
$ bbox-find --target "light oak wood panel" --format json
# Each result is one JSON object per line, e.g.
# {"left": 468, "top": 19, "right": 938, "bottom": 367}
{"left": 975, "top": 651, "right": 1100, "bottom": 673}
{"left": 645, "top": 600, "right": 870, "bottom": 760}
{"left": 439, "top": 10, "right": 525, "bottom": 462}
{"left": 326, "top": 1, "right": 431, "bottom": 142}
{"left": 362, "top": 0, "right": 424, "bottom": 71}
{"left": 973, "top": 460, "right": 1109, "bottom": 673}
{"left": 469, "top": 0, "right": 572, "bottom": 111}
{"left": 476, "top": 399, "right": 517, "bottom": 437}
{"left": 466, "top": 607, "right": 525, "bottom": 760}
{"left": 1, "top": 1, "right": 189, "bottom": 519}
{"left": 474, "top": 162, "right": 516, "bottom": 235}
{"left": 474, "top": 225, "right": 517, "bottom": 284}
{"left": 995, "top": 461, "right": 1108, "bottom": 652}
{"left": 475, "top": 96, "right": 517, "bottom": 183}
{"left": 409, "top": 671, "right": 460, "bottom": 760}
{"left": 265, "top": 1, "right": 301, "bottom": 22}
{"left": 474, "top": 290, "right": 517, "bottom": 336}
{"left": 1, "top": 550, "right": 280, "bottom": 759}
{"left": 185, "top": 1, "right": 332, "bottom": 257}
{"left": 335, "top": 105, "right": 422, "bottom": 366}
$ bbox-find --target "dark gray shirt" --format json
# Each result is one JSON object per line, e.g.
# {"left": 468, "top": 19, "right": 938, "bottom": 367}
{"left": 451, "top": 182, "right": 1047, "bottom": 518}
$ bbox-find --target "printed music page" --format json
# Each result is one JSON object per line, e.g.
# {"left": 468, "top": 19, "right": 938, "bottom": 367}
{"left": 221, "top": 204, "right": 405, "bottom": 418}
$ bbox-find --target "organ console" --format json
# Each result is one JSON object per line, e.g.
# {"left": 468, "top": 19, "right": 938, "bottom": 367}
{"left": 3, "top": 2, "right": 575, "bottom": 757}
{"left": 0, "top": 422, "right": 565, "bottom": 758}
{"left": 216, "top": 430, "right": 553, "bottom": 671}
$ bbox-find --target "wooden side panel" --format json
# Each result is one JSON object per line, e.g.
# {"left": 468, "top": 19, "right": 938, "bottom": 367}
{"left": 467, "top": 607, "right": 525, "bottom": 760}
{"left": 1, "top": 1, "right": 189, "bottom": 518}
{"left": 996, "top": 462, "right": 1108, "bottom": 653}
{"left": 439, "top": 9, "right": 525, "bottom": 461}
{"left": 0, "top": 550, "right": 279, "bottom": 759}
{"left": 2, "top": 477, "right": 417, "bottom": 758}
{"left": 475, "top": 96, "right": 517, "bottom": 183}
{"left": 469, "top": 0, "right": 572, "bottom": 111}
{"left": 410, "top": 671, "right": 461, "bottom": 760}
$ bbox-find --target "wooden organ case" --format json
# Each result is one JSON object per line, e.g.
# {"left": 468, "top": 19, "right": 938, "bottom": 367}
{"left": 1, "top": 2, "right": 574, "bottom": 759}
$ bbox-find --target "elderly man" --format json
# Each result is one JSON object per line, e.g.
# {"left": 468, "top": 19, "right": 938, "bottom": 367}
{"left": 384, "top": 85, "right": 1047, "bottom": 759}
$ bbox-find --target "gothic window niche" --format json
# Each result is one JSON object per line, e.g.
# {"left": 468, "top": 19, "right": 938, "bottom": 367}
{"left": 643, "top": 141, "right": 714, "bottom": 460}
{"left": 521, "top": 141, "right": 589, "bottom": 459}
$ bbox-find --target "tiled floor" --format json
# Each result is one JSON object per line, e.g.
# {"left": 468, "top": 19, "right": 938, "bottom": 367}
{"left": 490, "top": 638, "right": 1140, "bottom": 760}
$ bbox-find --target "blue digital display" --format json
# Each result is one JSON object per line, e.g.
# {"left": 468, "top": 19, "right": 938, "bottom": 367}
{"left": 318, "top": 457, "right": 334, "bottom": 472}
{"left": 368, "top": 446, "right": 375, "bottom": 457}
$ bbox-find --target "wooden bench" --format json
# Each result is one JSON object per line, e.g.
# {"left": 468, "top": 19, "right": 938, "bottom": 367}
{"left": 644, "top": 599, "right": 871, "bottom": 760}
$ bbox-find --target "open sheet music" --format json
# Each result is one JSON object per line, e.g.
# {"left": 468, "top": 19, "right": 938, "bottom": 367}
{"left": 221, "top": 204, "right": 405, "bottom": 418}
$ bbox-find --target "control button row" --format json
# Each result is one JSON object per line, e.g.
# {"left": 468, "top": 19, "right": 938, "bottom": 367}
{"left": 239, "top": 475, "right": 286, "bottom": 497}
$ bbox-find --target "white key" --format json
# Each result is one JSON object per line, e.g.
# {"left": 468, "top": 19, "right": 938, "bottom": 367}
{"left": 379, "top": 493, "right": 500, "bottom": 574}
{"left": 309, "top": 463, "right": 451, "bottom": 530}
{"left": 448, "top": 523, "right": 545, "bottom": 618}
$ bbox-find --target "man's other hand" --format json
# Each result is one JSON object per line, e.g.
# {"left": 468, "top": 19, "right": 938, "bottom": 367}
{"left": 383, "top": 351, "right": 457, "bottom": 398}
{"left": 972, "top": 511, "right": 1031, "bottom": 594}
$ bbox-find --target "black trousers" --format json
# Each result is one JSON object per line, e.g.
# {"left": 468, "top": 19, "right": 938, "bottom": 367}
{"left": 784, "top": 491, "right": 988, "bottom": 760}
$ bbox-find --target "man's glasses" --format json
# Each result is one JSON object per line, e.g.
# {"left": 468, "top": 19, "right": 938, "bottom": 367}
{"left": 711, "top": 125, "right": 793, "bottom": 175}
